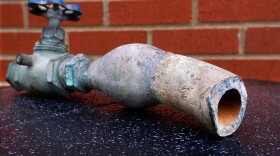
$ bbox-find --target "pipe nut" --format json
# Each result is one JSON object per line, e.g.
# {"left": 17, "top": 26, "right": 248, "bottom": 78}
{"left": 46, "top": 54, "right": 73, "bottom": 95}
{"left": 42, "top": 27, "right": 65, "bottom": 41}
{"left": 63, "top": 54, "right": 92, "bottom": 93}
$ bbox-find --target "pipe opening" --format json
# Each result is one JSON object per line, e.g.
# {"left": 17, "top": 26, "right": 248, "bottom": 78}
{"left": 218, "top": 89, "right": 241, "bottom": 126}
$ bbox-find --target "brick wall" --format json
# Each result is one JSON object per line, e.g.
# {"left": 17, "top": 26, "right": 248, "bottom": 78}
{"left": 1, "top": 0, "right": 280, "bottom": 87}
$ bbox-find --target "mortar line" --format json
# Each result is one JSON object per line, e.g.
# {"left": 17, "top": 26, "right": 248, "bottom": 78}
{"left": 103, "top": 0, "right": 109, "bottom": 26}
{"left": 65, "top": 0, "right": 98, "bottom": 2}
{"left": 0, "top": 29, "right": 42, "bottom": 32}
{"left": 0, "top": 82, "right": 9, "bottom": 87}
{"left": 1, "top": 54, "right": 280, "bottom": 61}
{"left": 64, "top": 32, "right": 69, "bottom": 47}
{"left": 0, "top": 0, "right": 94, "bottom": 4}
{"left": 238, "top": 28, "right": 246, "bottom": 55}
{"left": 83, "top": 54, "right": 280, "bottom": 60}
{"left": 2, "top": 22, "right": 280, "bottom": 32}
{"left": 20, "top": 1, "right": 28, "bottom": 29}
{"left": 62, "top": 22, "right": 280, "bottom": 30}
{"left": 0, "top": 1, "right": 24, "bottom": 4}
{"left": 189, "top": 55, "right": 280, "bottom": 60}
{"left": 147, "top": 31, "right": 153, "bottom": 45}
{"left": 191, "top": 0, "right": 198, "bottom": 25}
{"left": 0, "top": 55, "right": 17, "bottom": 60}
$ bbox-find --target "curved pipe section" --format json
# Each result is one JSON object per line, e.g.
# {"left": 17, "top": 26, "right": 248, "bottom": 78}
{"left": 83, "top": 44, "right": 247, "bottom": 136}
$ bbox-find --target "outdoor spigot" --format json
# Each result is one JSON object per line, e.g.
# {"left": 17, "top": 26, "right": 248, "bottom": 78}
{"left": 6, "top": 0, "right": 87, "bottom": 95}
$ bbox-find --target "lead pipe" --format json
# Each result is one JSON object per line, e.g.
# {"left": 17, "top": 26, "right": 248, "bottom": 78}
{"left": 64, "top": 44, "right": 247, "bottom": 136}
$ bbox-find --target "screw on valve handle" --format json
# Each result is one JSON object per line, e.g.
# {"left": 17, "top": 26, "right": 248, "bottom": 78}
{"left": 6, "top": 0, "right": 89, "bottom": 94}
{"left": 26, "top": 0, "right": 82, "bottom": 53}
{"left": 28, "top": 0, "right": 82, "bottom": 26}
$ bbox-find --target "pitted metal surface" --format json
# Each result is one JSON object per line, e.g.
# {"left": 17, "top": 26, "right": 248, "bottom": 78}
{"left": 0, "top": 80, "right": 279, "bottom": 155}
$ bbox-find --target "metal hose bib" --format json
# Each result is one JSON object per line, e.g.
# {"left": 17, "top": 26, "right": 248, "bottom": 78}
{"left": 6, "top": 0, "right": 247, "bottom": 137}
{"left": 6, "top": 0, "right": 89, "bottom": 95}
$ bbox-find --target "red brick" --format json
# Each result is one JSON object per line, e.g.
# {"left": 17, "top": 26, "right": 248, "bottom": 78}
{"left": 199, "top": 0, "right": 280, "bottom": 22}
{"left": 69, "top": 31, "right": 147, "bottom": 54}
{"left": 153, "top": 29, "right": 238, "bottom": 54}
{"left": 109, "top": 0, "right": 191, "bottom": 25}
{"left": 246, "top": 28, "right": 280, "bottom": 54}
{"left": 0, "top": 32, "right": 40, "bottom": 55}
{"left": 205, "top": 59, "right": 280, "bottom": 82}
{"left": 0, "top": 4, "right": 23, "bottom": 27}
{"left": 29, "top": 1, "right": 103, "bottom": 27}
{"left": 0, "top": 60, "right": 13, "bottom": 81}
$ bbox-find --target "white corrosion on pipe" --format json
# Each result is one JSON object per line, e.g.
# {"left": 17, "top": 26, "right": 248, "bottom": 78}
{"left": 85, "top": 44, "right": 247, "bottom": 137}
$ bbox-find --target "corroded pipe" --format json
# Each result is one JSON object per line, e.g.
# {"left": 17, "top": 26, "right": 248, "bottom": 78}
{"left": 78, "top": 44, "right": 247, "bottom": 137}
{"left": 6, "top": 43, "right": 247, "bottom": 137}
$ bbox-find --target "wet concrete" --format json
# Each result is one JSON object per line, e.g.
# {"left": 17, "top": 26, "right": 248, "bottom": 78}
{"left": 0, "top": 80, "right": 279, "bottom": 155}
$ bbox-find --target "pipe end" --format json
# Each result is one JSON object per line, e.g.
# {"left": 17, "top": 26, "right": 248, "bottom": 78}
{"left": 209, "top": 76, "right": 247, "bottom": 137}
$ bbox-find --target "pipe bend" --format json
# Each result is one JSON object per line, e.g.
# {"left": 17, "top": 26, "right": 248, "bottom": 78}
{"left": 84, "top": 43, "right": 247, "bottom": 136}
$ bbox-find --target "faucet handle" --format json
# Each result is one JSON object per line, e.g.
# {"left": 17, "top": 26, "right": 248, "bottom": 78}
{"left": 28, "top": 0, "right": 82, "bottom": 23}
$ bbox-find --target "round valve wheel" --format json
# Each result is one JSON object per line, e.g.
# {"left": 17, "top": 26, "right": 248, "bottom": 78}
{"left": 28, "top": 0, "right": 82, "bottom": 21}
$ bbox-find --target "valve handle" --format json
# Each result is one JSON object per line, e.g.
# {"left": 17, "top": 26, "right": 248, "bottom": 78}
{"left": 28, "top": 0, "right": 82, "bottom": 22}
